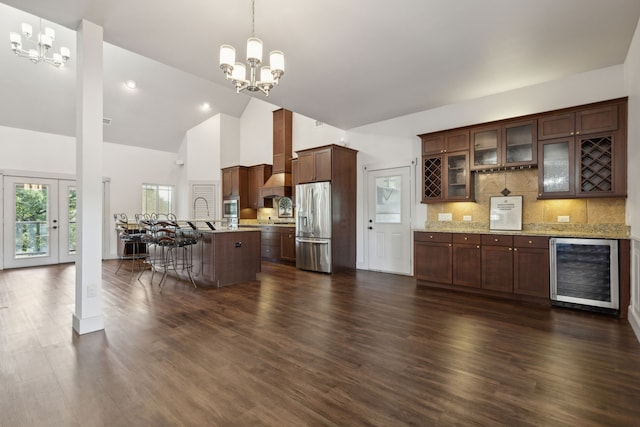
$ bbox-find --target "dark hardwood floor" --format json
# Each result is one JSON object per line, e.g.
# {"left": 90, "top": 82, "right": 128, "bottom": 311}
{"left": 1, "top": 260, "right": 639, "bottom": 426}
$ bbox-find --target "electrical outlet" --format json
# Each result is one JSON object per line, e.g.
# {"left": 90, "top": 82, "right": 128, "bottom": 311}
{"left": 463, "top": 215, "right": 472, "bottom": 222}
{"left": 557, "top": 215, "right": 570, "bottom": 223}
{"left": 438, "top": 213, "right": 453, "bottom": 222}
{"left": 87, "top": 284, "right": 97, "bottom": 298}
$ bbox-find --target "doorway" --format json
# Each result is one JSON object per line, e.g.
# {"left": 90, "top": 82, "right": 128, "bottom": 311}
{"left": 365, "top": 165, "right": 412, "bottom": 275}
{"left": 3, "top": 176, "right": 77, "bottom": 268}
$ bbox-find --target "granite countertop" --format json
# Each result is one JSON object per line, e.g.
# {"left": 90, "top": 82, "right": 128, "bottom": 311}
{"left": 415, "top": 222, "right": 630, "bottom": 239}
{"left": 240, "top": 223, "right": 296, "bottom": 228}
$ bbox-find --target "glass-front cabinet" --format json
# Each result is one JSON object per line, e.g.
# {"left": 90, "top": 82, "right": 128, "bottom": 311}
{"left": 538, "top": 138, "right": 575, "bottom": 198}
{"left": 422, "top": 151, "right": 474, "bottom": 203}
{"left": 471, "top": 120, "right": 537, "bottom": 171}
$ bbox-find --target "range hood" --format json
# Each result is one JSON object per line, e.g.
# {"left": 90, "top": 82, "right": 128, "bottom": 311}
{"left": 260, "top": 108, "right": 293, "bottom": 198}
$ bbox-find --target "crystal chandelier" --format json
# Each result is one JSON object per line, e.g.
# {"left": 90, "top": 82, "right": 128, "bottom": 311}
{"left": 9, "top": 18, "right": 71, "bottom": 68}
{"left": 219, "top": 0, "right": 284, "bottom": 96}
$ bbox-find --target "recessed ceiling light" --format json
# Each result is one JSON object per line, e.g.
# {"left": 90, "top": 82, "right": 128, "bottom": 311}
{"left": 201, "top": 102, "right": 211, "bottom": 111}
{"left": 125, "top": 80, "right": 137, "bottom": 89}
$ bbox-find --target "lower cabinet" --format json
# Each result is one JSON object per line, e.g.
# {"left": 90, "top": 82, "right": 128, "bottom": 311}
{"left": 414, "top": 231, "right": 550, "bottom": 302}
{"left": 261, "top": 226, "right": 296, "bottom": 262}
{"left": 281, "top": 231, "right": 296, "bottom": 261}
{"left": 513, "top": 236, "right": 549, "bottom": 298}
{"left": 452, "top": 234, "right": 481, "bottom": 287}
{"left": 481, "top": 235, "right": 514, "bottom": 292}
{"left": 414, "top": 232, "right": 452, "bottom": 283}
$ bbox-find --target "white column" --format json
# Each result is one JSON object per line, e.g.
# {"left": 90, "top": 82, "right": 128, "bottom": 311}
{"left": 72, "top": 19, "right": 105, "bottom": 335}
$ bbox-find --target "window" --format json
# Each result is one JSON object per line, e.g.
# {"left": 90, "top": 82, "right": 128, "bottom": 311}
{"left": 142, "top": 184, "right": 174, "bottom": 215}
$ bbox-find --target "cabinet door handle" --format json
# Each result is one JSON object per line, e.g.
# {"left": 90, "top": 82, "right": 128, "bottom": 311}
{"left": 448, "top": 244, "right": 452, "bottom": 247}
{"left": 494, "top": 238, "right": 499, "bottom": 242}
{"left": 476, "top": 245, "right": 480, "bottom": 249}
{"left": 464, "top": 237, "right": 468, "bottom": 240}
{"left": 528, "top": 240, "right": 533, "bottom": 244}
{"left": 514, "top": 248, "right": 518, "bottom": 251}
{"left": 509, "top": 248, "right": 512, "bottom": 251}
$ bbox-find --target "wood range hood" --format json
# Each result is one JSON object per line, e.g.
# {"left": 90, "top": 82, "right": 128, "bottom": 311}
{"left": 260, "top": 108, "right": 293, "bottom": 199}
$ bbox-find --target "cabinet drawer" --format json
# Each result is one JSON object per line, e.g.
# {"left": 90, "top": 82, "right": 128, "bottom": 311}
{"left": 513, "top": 235, "right": 549, "bottom": 249}
{"left": 414, "top": 232, "right": 452, "bottom": 243}
{"left": 453, "top": 234, "right": 481, "bottom": 245}
{"left": 481, "top": 234, "right": 513, "bottom": 247}
{"left": 262, "top": 243, "right": 280, "bottom": 258}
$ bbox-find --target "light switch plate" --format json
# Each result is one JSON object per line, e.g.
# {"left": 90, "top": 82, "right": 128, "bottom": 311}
{"left": 438, "top": 213, "right": 453, "bottom": 222}
{"left": 557, "top": 215, "right": 570, "bottom": 223}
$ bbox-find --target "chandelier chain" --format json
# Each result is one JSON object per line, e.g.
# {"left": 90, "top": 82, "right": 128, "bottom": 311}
{"left": 251, "top": 0, "right": 255, "bottom": 36}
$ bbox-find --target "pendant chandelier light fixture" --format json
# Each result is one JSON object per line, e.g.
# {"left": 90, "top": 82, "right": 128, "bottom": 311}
{"left": 219, "top": 0, "right": 284, "bottom": 96}
{"left": 9, "top": 17, "right": 71, "bottom": 68}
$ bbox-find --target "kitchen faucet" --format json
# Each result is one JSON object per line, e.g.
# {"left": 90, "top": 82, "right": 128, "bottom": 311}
{"left": 193, "top": 196, "right": 209, "bottom": 217}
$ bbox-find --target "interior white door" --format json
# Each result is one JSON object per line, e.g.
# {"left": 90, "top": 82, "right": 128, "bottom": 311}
{"left": 366, "top": 166, "right": 412, "bottom": 275}
{"left": 3, "top": 176, "right": 77, "bottom": 268}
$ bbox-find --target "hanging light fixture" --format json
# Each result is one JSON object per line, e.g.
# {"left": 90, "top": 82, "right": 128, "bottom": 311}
{"left": 9, "top": 17, "right": 70, "bottom": 68}
{"left": 219, "top": 0, "right": 284, "bottom": 96}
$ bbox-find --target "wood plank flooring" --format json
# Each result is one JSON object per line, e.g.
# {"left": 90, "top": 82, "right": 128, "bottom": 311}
{"left": 1, "top": 260, "right": 639, "bottom": 426}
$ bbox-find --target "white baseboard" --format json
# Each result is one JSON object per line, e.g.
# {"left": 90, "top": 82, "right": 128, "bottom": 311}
{"left": 629, "top": 305, "right": 640, "bottom": 343}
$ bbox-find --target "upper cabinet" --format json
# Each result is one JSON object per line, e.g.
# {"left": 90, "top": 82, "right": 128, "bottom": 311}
{"left": 420, "top": 129, "right": 474, "bottom": 203}
{"left": 296, "top": 147, "right": 333, "bottom": 183}
{"left": 470, "top": 119, "right": 537, "bottom": 171}
{"left": 538, "top": 104, "right": 618, "bottom": 140}
{"left": 221, "top": 166, "right": 247, "bottom": 200}
{"left": 422, "top": 151, "right": 474, "bottom": 203}
{"left": 537, "top": 99, "right": 627, "bottom": 199}
{"left": 421, "top": 129, "right": 469, "bottom": 155}
{"left": 247, "top": 164, "right": 273, "bottom": 209}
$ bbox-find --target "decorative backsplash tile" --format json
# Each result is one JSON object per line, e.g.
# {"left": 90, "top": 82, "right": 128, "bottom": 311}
{"left": 426, "top": 169, "right": 627, "bottom": 234}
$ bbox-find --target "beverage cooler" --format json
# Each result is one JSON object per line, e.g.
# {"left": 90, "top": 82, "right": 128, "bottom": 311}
{"left": 550, "top": 238, "right": 619, "bottom": 315}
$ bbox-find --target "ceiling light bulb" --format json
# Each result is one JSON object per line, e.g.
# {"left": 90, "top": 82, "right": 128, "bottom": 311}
{"left": 246, "top": 37, "right": 263, "bottom": 63}
{"left": 125, "top": 80, "right": 137, "bottom": 89}
{"left": 201, "top": 102, "right": 211, "bottom": 111}
{"left": 220, "top": 45, "right": 235, "bottom": 67}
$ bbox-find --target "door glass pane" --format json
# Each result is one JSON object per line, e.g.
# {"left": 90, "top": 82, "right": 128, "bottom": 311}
{"left": 473, "top": 130, "right": 498, "bottom": 166}
{"left": 14, "top": 183, "right": 50, "bottom": 258}
{"left": 543, "top": 142, "right": 570, "bottom": 192}
{"left": 505, "top": 124, "right": 533, "bottom": 163}
{"left": 375, "top": 175, "right": 401, "bottom": 223}
{"left": 447, "top": 154, "right": 467, "bottom": 198}
{"left": 68, "top": 186, "right": 77, "bottom": 254}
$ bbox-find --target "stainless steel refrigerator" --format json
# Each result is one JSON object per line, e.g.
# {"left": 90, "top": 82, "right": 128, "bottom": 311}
{"left": 296, "top": 182, "right": 332, "bottom": 273}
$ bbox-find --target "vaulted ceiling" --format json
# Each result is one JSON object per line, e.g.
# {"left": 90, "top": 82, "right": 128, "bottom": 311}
{"left": 1, "top": 0, "right": 640, "bottom": 152}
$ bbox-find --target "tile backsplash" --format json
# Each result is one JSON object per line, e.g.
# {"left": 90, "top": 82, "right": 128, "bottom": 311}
{"left": 426, "top": 169, "right": 626, "bottom": 226}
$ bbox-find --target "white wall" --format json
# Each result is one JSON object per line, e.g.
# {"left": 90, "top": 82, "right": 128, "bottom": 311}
{"left": 346, "top": 65, "right": 627, "bottom": 269}
{"left": 0, "top": 125, "right": 179, "bottom": 260}
{"left": 624, "top": 18, "right": 640, "bottom": 340}
{"left": 239, "top": 98, "right": 345, "bottom": 165}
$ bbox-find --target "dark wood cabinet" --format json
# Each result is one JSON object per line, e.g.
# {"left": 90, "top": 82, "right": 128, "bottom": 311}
{"left": 481, "top": 234, "right": 514, "bottom": 292}
{"left": 414, "top": 232, "right": 453, "bottom": 283}
{"left": 291, "top": 158, "right": 299, "bottom": 204}
{"left": 421, "top": 129, "right": 469, "bottom": 155}
{"left": 297, "top": 147, "right": 332, "bottom": 183}
{"left": 470, "top": 119, "right": 537, "bottom": 171}
{"left": 452, "top": 234, "right": 481, "bottom": 287}
{"left": 221, "top": 166, "right": 253, "bottom": 218}
{"left": 538, "top": 104, "right": 619, "bottom": 140}
{"left": 537, "top": 100, "right": 626, "bottom": 199}
{"left": 281, "top": 231, "right": 296, "bottom": 261}
{"left": 294, "top": 144, "right": 358, "bottom": 272}
{"left": 247, "top": 164, "right": 273, "bottom": 209}
{"left": 422, "top": 151, "right": 474, "bottom": 203}
{"left": 513, "top": 236, "right": 549, "bottom": 298}
{"left": 260, "top": 226, "right": 295, "bottom": 262}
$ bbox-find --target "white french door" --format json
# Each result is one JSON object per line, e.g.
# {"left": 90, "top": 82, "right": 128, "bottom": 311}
{"left": 366, "top": 166, "right": 412, "bottom": 275}
{"left": 3, "top": 176, "right": 77, "bottom": 269}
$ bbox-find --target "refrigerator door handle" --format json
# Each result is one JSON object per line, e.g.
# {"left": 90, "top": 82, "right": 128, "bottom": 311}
{"left": 296, "top": 238, "right": 329, "bottom": 244}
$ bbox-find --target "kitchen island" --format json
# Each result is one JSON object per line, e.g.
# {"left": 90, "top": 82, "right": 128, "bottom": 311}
{"left": 187, "top": 228, "right": 261, "bottom": 287}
